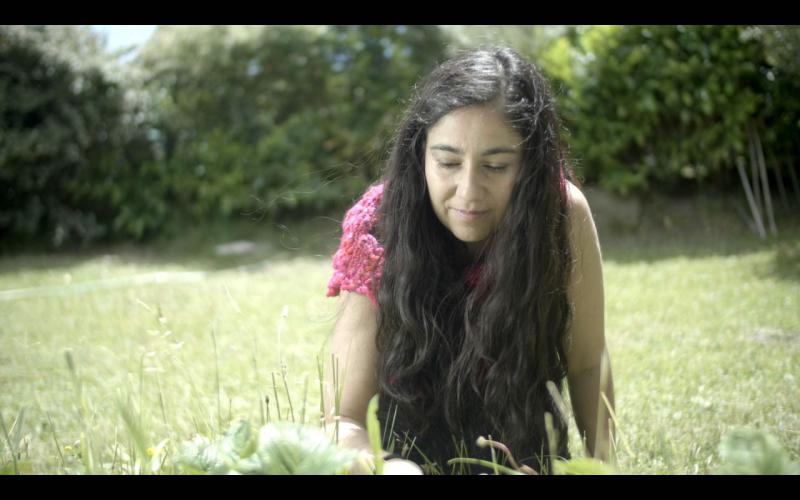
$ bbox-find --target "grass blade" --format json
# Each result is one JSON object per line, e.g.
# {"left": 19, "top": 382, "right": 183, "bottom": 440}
{"left": 281, "top": 370, "right": 295, "bottom": 423}
{"left": 64, "top": 350, "right": 95, "bottom": 474}
{"left": 117, "top": 399, "right": 149, "bottom": 474}
{"left": 601, "top": 391, "right": 633, "bottom": 459}
{"left": 300, "top": 374, "right": 309, "bottom": 425}
{"left": 9, "top": 406, "right": 26, "bottom": 454}
{"left": 365, "top": 394, "right": 383, "bottom": 475}
{"left": 155, "top": 371, "right": 168, "bottom": 427}
{"left": 0, "top": 411, "right": 19, "bottom": 475}
{"left": 46, "top": 412, "right": 67, "bottom": 472}
{"left": 316, "top": 353, "right": 325, "bottom": 432}
{"left": 211, "top": 328, "right": 222, "bottom": 433}
{"left": 271, "top": 372, "right": 282, "bottom": 423}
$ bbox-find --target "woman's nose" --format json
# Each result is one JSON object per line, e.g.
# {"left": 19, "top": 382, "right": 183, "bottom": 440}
{"left": 456, "top": 160, "right": 485, "bottom": 200}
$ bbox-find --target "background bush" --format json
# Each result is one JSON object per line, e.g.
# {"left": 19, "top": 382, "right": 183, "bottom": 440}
{"left": 0, "top": 26, "right": 159, "bottom": 247}
{"left": 540, "top": 25, "right": 800, "bottom": 196}
{"left": 133, "top": 25, "right": 447, "bottom": 226}
{"left": 1, "top": 25, "right": 797, "bottom": 248}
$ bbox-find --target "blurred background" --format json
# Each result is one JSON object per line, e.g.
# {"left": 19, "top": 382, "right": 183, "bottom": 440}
{"left": 1, "top": 25, "right": 798, "bottom": 251}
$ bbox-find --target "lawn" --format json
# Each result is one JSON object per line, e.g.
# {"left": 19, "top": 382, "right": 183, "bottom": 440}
{"left": 1, "top": 196, "right": 798, "bottom": 474}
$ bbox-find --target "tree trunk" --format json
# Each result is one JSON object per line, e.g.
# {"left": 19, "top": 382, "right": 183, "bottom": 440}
{"left": 752, "top": 126, "right": 777, "bottom": 236}
{"left": 736, "top": 154, "right": 766, "bottom": 239}
{"left": 734, "top": 202, "right": 757, "bottom": 235}
{"left": 770, "top": 153, "right": 789, "bottom": 212}
{"left": 747, "top": 123, "right": 763, "bottom": 213}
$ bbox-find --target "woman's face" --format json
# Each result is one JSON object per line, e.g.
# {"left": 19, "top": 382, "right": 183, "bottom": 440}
{"left": 424, "top": 102, "right": 523, "bottom": 256}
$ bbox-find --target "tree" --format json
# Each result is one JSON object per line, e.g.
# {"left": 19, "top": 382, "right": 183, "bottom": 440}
{"left": 133, "top": 25, "right": 448, "bottom": 222}
{"left": 550, "top": 25, "right": 800, "bottom": 200}
{"left": 0, "top": 25, "right": 156, "bottom": 247}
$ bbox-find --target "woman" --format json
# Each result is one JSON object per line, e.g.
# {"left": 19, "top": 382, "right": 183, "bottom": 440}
{"left": 325, "top": 47, "right": 615, "bottom": 475}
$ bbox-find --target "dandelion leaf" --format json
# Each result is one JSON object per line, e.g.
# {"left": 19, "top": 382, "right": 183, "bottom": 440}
{"left": 177, "top": 420, "right": 255, "bottom": 474}
{"left": 235, "top": 422, "right": 356, "bottom": 475}
{"left": 179, "top": 420, "right": 356, "bottom": 475}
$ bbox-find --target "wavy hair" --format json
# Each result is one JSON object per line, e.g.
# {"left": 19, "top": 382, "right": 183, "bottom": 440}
{"left": 373, "top": 47, "right": 576, "bottom": 473}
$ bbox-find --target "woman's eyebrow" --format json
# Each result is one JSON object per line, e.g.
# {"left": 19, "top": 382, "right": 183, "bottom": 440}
{"left": 430, "top": 144, "right": 463, "bottom": 154}
{"left": 482, "top": 146, "right": 517, "bottom": 156}
{"left": 430, "top": 144, "right": 517, "bottom": 156}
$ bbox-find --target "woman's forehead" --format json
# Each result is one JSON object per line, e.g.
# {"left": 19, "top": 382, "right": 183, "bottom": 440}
{"left": 427, "top": 104, "right": 522, "bottom": 151}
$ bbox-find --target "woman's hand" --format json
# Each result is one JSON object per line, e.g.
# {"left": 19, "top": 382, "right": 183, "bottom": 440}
{"left": 348, "top": 450, "right": 424, "bottom": 475}
{"left": 382, "top": 458, "right": 424, "bottom": 475}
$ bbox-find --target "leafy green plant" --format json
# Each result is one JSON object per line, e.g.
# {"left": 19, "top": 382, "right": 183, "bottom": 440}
{"left": 176, "top": 420, "right": 356, "bottom": 475}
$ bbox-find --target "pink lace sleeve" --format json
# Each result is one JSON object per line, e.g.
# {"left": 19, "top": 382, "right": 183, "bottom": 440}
{"left": 326, "top": 183, "right": 385, "bottom": 306}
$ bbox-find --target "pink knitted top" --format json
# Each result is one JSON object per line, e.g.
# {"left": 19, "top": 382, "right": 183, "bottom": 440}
{"left": 326, "top": 183, "right": 386, "bottom": 306}
{"left": 326, "top": 183, "right": 484, "bottom": 306}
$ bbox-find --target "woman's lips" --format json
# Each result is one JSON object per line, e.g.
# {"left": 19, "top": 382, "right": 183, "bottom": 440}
{"left": 450, "top": 208, "right": 489, "bottom": 221}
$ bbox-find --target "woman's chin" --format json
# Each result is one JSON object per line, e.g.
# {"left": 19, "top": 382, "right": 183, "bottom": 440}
{"left": 450, "top": 230, "right": 487, "bottom": 244}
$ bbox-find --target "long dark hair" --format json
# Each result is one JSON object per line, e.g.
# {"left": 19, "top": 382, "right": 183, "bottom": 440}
{"left": 374, "top": 47, "right": 575, "bottom": 473}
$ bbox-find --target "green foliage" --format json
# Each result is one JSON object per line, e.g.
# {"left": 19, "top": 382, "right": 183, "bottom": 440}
{"left": 442, "top": 26, "right": 567, "bottom": 64}
{"left": 176, "top": 420, "right": 356, "bottom": 475}
{"left": 135, "top": 25, "right": 447, "bottom": 223}
{"left": 0, "top": 26, "right": 159, "bottom": 247}
{"left": 5, "top": 25, "right": 800, "bottom": 247}
{"left": 548, "top": 26, "right": 800, "bottom": 195}
{"left": 715, "top": 427, "right": 800, "bottom": 475}
{"left": 1, "top": 25, "right": 447, "bottom": 247}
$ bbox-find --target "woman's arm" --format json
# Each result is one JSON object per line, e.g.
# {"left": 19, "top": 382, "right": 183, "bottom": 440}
{"left": 564, "top": 183, "right": 616, "bottom": 463}
{"left": 325, "top": 290, "right": 423, "bottom": 474}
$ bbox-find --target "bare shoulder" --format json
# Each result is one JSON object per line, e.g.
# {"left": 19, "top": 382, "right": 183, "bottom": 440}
{"left": 565, "top": 180, "right": 597, "bottom": 241}
{"left": 563, "top": 183, "right": 605, "bottom": 374}
{"left": 566, "top": 180, "right": 590, "bottom": 217}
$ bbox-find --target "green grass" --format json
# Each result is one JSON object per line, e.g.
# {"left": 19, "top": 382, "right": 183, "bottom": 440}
{"left": 1, "top": 197, "right": 798, "bottom": 474}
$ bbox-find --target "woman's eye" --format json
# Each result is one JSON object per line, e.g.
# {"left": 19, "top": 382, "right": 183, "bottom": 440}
{"left": 436, "top": 161, "right": 508, "bottom": 171}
